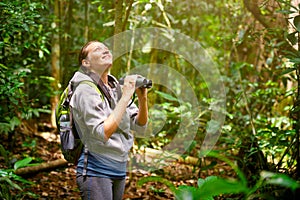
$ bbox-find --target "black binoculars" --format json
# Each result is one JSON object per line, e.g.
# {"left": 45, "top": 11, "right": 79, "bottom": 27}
{"left": 119, "top": 76, "right": 152, "bottom": 89}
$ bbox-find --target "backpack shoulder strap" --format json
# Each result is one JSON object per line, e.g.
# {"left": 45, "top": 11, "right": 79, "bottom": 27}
{"left": 108, "top": 75, "right": 122, "bottom": 101}
{"left": 77, "top": 80, "right": 105, "bottom": 102}
{"left": 73, "top": 80, "right": 102, "bottom": 177}
{"left": 79, "top": 80, "right": 102, "bottom": 95}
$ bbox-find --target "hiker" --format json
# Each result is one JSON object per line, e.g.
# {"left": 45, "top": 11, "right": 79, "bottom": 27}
{"left": 69, "top": 40, "right": 148, "bottom": 200}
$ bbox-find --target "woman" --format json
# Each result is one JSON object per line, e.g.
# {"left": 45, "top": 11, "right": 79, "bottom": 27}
{"left": 69, "top": 40, "right": 148, "bottom": 200}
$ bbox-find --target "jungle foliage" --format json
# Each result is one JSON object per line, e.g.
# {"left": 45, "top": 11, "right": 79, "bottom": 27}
{"left": 1, "top": 0, "right": 300, "bottom": 199}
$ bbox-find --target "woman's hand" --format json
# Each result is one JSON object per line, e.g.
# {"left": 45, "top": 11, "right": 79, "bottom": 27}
{"left": 134, "top": 76, "right": 148, "bottom": 126}
{"left": 121, "top": 75, "right": 137, "bottom": 101}
{"left": 136, "top": 87, "right": 148, "bottom": 100}
{"left": 104, "top": 75, "right": 137, "bottom": 140}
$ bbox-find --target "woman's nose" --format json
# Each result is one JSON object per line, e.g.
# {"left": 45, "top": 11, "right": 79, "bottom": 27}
{"left": 103, "top": 50, "right": 110, "bottom": 55}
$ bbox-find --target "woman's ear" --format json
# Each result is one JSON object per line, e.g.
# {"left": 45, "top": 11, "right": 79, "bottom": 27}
{"left": 82, "top": 59, "right": 90, "bottom": 67}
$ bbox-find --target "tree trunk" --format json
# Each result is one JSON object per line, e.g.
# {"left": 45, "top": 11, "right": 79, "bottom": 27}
{"left": 84, "top": 0, "right": 89, "bottom": 42}
{"left": 50, "top": 0, "right": 61, "bottom": 128}
{"left": 140, "top": 147, "right": 200, "bottom": 166}
{"left": 240, "top": 0, "right": 300, "bottom": 180}
{"left": 14, "top": 148, "right": 201, "bottom": 176}
{"left": 111, "top": 0, "right": 124, "bottom": 76}
{"left": 295, "top": 70, "right": 300, "bottom": 177}
{"left": 111, "top": 0, "right": 133, "bottom": 76}
{"left": 122, "top": 0, "right": 134, "bottom": 32}
{"left": 243, "top": 0, "right": 296, "bottom": 56}
{"left": 292, "top": 0, "right": 300, "bottom": 178}
{"left": 15, "top": 159, "right": 68, "bottom": 175}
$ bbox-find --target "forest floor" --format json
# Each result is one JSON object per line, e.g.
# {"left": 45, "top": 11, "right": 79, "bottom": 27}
{"left": 1, "top": 118, "right": 237, "bottom": 200}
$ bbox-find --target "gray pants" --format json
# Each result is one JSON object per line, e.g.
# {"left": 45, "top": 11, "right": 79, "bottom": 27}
{"left": 76, "top": 174, "right": 126, "bottom": 200}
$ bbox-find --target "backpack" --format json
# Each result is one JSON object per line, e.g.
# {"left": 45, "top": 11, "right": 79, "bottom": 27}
{"left": 55, "top": 80, "right": 102, "bottom": 165}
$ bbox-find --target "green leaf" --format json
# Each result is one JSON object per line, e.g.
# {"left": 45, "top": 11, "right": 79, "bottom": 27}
{"left": 0, "top": 169, "right": 10, "bottom": 177}
{"left": 198, "top": 177, "right": 249, "bottom": 198}
{"left": 91, "top": 0, "right": 101, "bottom": 4}
{"left": 14, "top": 157, "right": 33, "bottom": 170}
{"left": 289, "top": 57, "right": 300, "bottom": 64}
{"left": 281, "top": 68, "right": 296, "bottom": 75}
{"left": 98, "top": 6, "right": 103, "bottom": 13}
{"left": 200, "top": 151, "right": 247, "bottom": 186}
{"left": 198, "top": 176, "right": 218, "bottom": 188}
{"left": 137, "top": 176, "right": 177, "bottom": 193}
{"left": 276, "top": 0, "right": 298, "bottom": 10}
{"left": 293, "top": 15, "right": 300, "bottom": 32}
{"left": 177, "top": 176, "right": 249, "bottom": 199}
{"left": 175, "top": 185, "right": 202, "bottom": 200}
{"left": 9, "top": 172, "right": 34, "bottom": 185}
{"left": 10, "top": 116, "right": 21, "bottom": 131}
{"left": 287, "top": 31, "right": 297, "bottom": 45}
{"left": 197, "top": 178, "right": 205, "bottom": 187}
{"left": 155, "top": 91, "right": 178, "bottom": 102}
{"left": 0, "top": 144, "right": 9, "bottom": 166}
{"left": 277, "top": 9, "right": 297, "bottom": 15}
{"left": 261, "top": 171, "right": 300, "bottom": 191}
{"left": 0, "top": 177, "right": 22, "bottom": 190}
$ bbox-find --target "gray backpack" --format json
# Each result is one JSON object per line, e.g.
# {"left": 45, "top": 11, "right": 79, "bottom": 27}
{"left": 55, "top": 80, "right": 101, "bottom": 165}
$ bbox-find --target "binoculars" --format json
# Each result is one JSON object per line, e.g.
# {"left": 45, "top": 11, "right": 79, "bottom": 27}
{"left": 119, "top": 76, "right": 152, "bottom": 89}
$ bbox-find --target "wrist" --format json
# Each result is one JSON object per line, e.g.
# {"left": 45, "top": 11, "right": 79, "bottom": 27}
{"left": 138, "top": 96, "right": 147, "bottom": 104}
{"left": 120, "top": 95, "right": 131, "bottom": 104}
{"left": 138, "top": 95, "right": 147, "bottom": 100}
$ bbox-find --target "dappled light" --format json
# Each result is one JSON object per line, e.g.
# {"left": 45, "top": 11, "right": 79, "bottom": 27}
{"left": 1, "top": 0, "right": 300, "bottom": 199}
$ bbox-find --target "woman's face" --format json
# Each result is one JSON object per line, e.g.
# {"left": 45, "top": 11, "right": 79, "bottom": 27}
{"left": 83, "top": 42, "right": 112, "bottom": 74}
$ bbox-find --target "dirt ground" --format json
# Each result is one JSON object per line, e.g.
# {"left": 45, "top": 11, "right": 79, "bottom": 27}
{"left": 1, "top": 120, "right": 233, "bottom": 200}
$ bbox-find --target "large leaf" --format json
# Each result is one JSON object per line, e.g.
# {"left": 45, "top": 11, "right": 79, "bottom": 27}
{"left": 197, "top": 177, "right": 249, "bottom": 198}
{"left": 175, "top": 185, "right": 212, "bottom": 200}
{"left": 261, "top": 171, "right": 300, "bottom": 191}
{"left": 14, "top": 157, "right": 33, "bottom": 170}
{"left": 176, "top": 176, "right": 249, "bottom": 200}
{"left": 200, "top": 151, "right": 247, "bottom": 186}
{"left": 293, "top": 15, "right": 300, "bottom": 32}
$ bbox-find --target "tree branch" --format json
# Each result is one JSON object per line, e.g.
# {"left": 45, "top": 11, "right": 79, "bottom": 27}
{"left": 15, "top": 159, "right": 68, "bottom": 175}
{"left": 122, "top": 0, "right": 134, "bottom": 31}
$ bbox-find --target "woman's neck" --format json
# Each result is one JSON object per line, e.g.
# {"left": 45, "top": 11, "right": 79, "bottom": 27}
{"left": 81, "top": 65, "right": 110, "bottom": 84}
{"left": 101, "top": 71, "right": 109, "bottom": 85}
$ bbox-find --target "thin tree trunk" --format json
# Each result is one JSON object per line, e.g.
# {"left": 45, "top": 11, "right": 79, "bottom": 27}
{"left": 114, "top": 0, "right": 124, "bottom": 39}
{"left": 84, "top": 0, "right": 89, "bottom": 42}
{"left": 295, "top": 3, "right": 300, "bottom": 175}
{"left": 61, "top": 0, "right": 73, "bottom": 87}
{"left": 111, "top": 0, "right": 134, "bottom": 76}
{"left": 50, "top": 0, "right": 61, "bottom": 128}
{"left": 122, "top": 0, "right": 134, "bottom": 31}
{"left": 111, "top": 0, "right": 124, "bottom": 76}
{"left": 243, "top": 0, "right": 296, "bottom": 55}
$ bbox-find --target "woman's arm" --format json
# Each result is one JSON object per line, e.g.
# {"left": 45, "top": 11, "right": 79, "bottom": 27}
{"left": 103, "top": 75, "right": 137, "bottom": 140}
{"left": 135, "top": 87, "right": 148, "bottom": 126}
